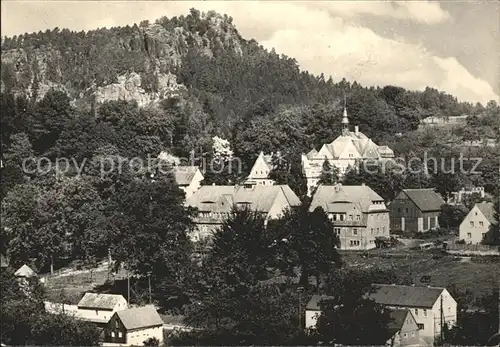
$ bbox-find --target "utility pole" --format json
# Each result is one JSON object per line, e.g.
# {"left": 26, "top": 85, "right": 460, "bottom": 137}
{"left": 148, "top": 272, "right": 152, "bottom": 305}
{"left": 127, "top": 269, "right": 130, "bottom": 308}
{"left": 297, "top": 286, "right": 304, "bottom": 334}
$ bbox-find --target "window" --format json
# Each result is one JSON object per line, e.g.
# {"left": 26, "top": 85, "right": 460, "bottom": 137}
{"left": 356, "top": 215, "right": 361, "bottom": 221}
{"left": 417, "top": 323, "right": 424, "bottom": 330}
{"left": 467, "top": 233, "right": 472, "bottom": 238}
{"left": 353, "top": 229, "right": 358, "bottom": 235}
{"left": 333, "top": 215, "right": 337, "bottom": 221}
{"left": 115, "top": 320, "right": 119, "bottom": 328}
{"left": 376, "top": 228, "right": 379, "bottom": 234}
{"left": 118, "top": 332, "right": 122, "bottom": 338}
{"left": 348, "top": 214, "right": 353, "bottom": 220}
{"left": 406, "top": 208, "right": 409, "bottom": 213}
{"left": 415, "top": 309, "right": 418, "bottom": 316}
{"left": 470, "top": 221, "right": 474, "bottom": 227}
{"left": 371, "top": 228, "right": 374, "bottom": 234}
{"left": 403, "top": 333, "right": 407, "bottom": 338}
{"left": 340, "top": 214, "right": 345, "bottom": 221}
{"left": 111, "top": 332, "right": 115, "bottom": 338}
{"left": 398, "top": 208, "right": 401, "bottom": 213}
{"left": 479, "top": 221, "right": 484, "bottom": 227}
{"left": 482, "top": 233, "right": 486, "bottom": 239}
{"left": 423, "top": 309, "right": 427, "bottom": 316}
{"left": 411, "top": 332, "right": 415, "bottom": 337}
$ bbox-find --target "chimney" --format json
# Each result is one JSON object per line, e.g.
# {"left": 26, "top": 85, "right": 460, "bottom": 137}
{"left": 355, "top": 125, "right": 359, "bottom": 134}
{"left": 212, "top": 183, "right": 215, "bottom": 186}
{"left": 361, "top": 183, "right": 365, "bottom": 186}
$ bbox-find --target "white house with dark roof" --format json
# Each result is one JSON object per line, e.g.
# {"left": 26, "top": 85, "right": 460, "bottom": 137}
{"left": 173, "top": 166, "right": 204, "bottom": 199}
{"left": 385, "top": 308, "right": 422, "bottom": 347}
{"left": 305, "top": 294, "right": 334, "bottom": 330}
{"left": 309, "top": 183, "right": 390, "bottom": 250}
{"left": 77, "top": 293, "right": 128, "bottom": 325}
{"left": 186, "top": 184, "right": 301, "bottom": 241}
{"left": 103, "top": 305, "right": 164, "bottom": 346}
{"left": 245, "top": 151, "right": 276, "bottom": 186}
{"left": 301, "top": 106, "right": 394, "bottom": 196}
{"left": 459, "top": 202, "right": 495, "bottom": 244}
{"left": 390, "top": 188, "right": 445, "bottom": 233}
{"left": 369, "top": 284, "right": 457, "bottom": 346}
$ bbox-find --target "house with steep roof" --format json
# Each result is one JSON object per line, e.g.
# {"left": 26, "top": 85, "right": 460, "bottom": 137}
{"left": 459, "top": 202, "right": 495, "bottom": 244}
{"left": 385, "top": 308, "right": 421, "bottom": 347}
{"left": 14, "top": 264, "right": 37, "bottom": 278}
{"left": 245, "top": 151, "right": 276, "bottom": 186}
{"left": 309, "top": 183, "right": 389, "bottom": 250}
{"left": 173, "top": 166, "right": 204, "bottom": 199}
{"left": 390, "top": 189, "right": 445, "bottom": 233}
{"left": 186, "top": 184, "right": 301, "bottom": 241}
{"left": 305, "top": 294, "right": 335, "bottom": 330}
{"left": 368, "top": 284, "right": 457, "bottom": 346}
{"left": 103, "top": 305, "right": 164, "bottom": 346}
{"left": 301, "top": 105, "right": 394, "bottom": 196}
{"left": 77, "top": 293, "right": 128, "bottom": 325}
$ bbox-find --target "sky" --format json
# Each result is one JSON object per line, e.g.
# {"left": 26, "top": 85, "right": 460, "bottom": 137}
{"left": 1, "top": 0, "right": 499, "bottom": 105}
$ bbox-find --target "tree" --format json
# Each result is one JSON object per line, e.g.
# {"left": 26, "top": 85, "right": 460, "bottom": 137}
{"left": 484, "top": 195, "right": 499, "bottom": 245}
{"left": 268, "top": 205, "right": 341, "bottom": 288}
{"left": 439, "top": 204, "right": 468, "bottom": 231}
{"left": 108, "top": 170, "right": 195, "bottom": 304}
{"left": 318, "top": 159, "right": 339, "bottom": 185}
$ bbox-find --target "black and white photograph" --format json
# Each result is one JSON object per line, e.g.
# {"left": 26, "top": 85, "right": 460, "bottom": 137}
{"left": 1, "top": 1, "right": 499, "bottom": 346}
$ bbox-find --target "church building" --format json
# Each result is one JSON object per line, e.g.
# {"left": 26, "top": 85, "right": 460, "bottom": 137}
{"left": 301, "top": 103, "right": 394, "bottom": 196}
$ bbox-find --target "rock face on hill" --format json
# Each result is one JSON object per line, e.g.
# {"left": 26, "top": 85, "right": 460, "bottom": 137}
{"left": 0, "top": 9, "right": 242, "bottom": 105}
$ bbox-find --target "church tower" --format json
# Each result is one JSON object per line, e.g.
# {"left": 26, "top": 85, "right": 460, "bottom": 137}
{"left": 341, "top": 94, "right": 349, "bottom": 135}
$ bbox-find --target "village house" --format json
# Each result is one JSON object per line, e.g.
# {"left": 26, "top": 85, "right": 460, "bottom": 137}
{"left": 103, "top": 305, "right": 164, "bottom": 346}
{"left": 390, "top": 189, "right": 445, "bottom": 233}
{"left": 385, "top": 308, "right": 421, "bottom": 347}
{"left": 77, "top": 293, "right": 128, "bottom": 326}
{"left": 186, "top": 184, "right": 301, "bottom": 241}
{"left": 459, "top": 202, "right": 495, "bottom": 244}
{"left": 447, "top": 186, "right": 485, "bottom": 205}
{"left": 301, "top": 105, "right": 394, "bottom": 196}
{"left": 369, "top": 284, "right": 457, "bottom": 346}
{"left": 244, "top": 151, "right": 276, "bottom": 186}
{"left": 305, "top": 295, "right": 421, "bottom": 347}
{"left": 173, "top": 166, "right": 204, "bottom": 199}
{"left": 304, "top": 294, "right": 334, "bottom": 330}
{"left": 309, "top": 183, "right": 390, "bottom": 250}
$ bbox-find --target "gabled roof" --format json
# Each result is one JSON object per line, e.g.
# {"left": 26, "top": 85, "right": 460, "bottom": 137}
{"left": 14, "top": 264, "right": 36, "bottom": 278}
{"left": 306, "top": 294, "right": 335, "bottom": 311}
{"left": 387, "top": 308, "right": 410, "bottom": 335}
{"left": 475, "top": 202, "right": 495, "bottom": 223}
{"left": 309, "top": 184, "right": 385, "bottom": 214}
{"left": 306, "top": 149, "right": 318, "bottom": 159}
{"left": 369, "top": 284, "right": 446, "bottom": 308}
{"left": 115, "top": 305, "right": 164, "bottom": 331}
{"left": 173, "top": 166, "right": 201, "bottom": 186}
{"left": 402, "top": 189, "right": 445, "bottom": 212}
{"left": 77, "top": 293, "right": 126, "bottom": 310}
{"left": 187, "top": 185, "right": 300, "bottom": 214}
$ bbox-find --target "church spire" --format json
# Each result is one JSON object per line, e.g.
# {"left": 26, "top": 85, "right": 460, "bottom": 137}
{"left": 341, "top": 93, "right": 349, "bottom": 135}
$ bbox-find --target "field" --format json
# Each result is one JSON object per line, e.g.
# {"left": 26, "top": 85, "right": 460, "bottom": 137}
{"left": 42, "top": 250, "right": 499, "bottom": 308}
{"left": 343, "top": 249, "right": 499, "bottom": 302}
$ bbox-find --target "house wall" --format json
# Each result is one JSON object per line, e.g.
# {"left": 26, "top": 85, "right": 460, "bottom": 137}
{"left": 247, "top": 155, "right": 274, "bottom": 186}
{"left": 398, "top": 311, "right": 420, "bottom": 346}
{"left": 104, "top": 314, "right": 127, "bottom": 344}
{"left": 331, "top": 206, "right": 388, "bottom": 251}
{"left": 126, "top": 326, "right": 164, "bottom": 346}
{"left": 78, "top": 308, "right": 114, "bottom": 323}
{"left": 459, "top": 206, "right": 491, "bottom": 244}
{"left": 390, "top": 193, "right": 440, "bottom": 233}
{"left": 305, "top": 310, "right": 320, "bottom": 330}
